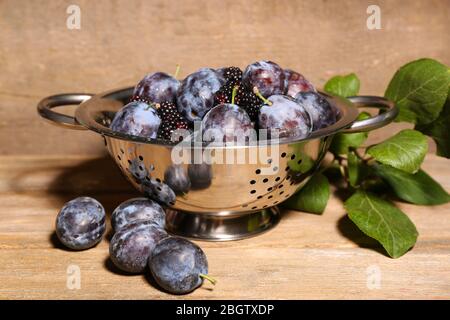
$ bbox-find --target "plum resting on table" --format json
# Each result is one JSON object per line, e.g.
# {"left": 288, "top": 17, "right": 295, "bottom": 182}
{"left": 149, "top": 237, "right": 211, "bottom": 294}
{"left": 242, "top": 60, "right": 285, "bottom": 97}
{"left": 132, "top": 72, "right": 180, "bottom": 104}
{"left": 258, "top": 95, "right": 312, "bottom": 139}
{"left": 109, "top": 220, "right": 168, "bottom": 273}
{"left": 294, "top": 91, "right": 337, "bottom": 130}
{"left": 110, "top": 101, "right": 161, "bottom": 139}
{"left": 55, "top": 197, "right": 106, "bottom": 250}
{"left": 111, "top": 197, "right": 166, "bottom": 232}
{"left": 176, "top": 68, "right": 226, "bottom": 123}
{"left": 201, "top": 103, "right": 255, "bottom": 144}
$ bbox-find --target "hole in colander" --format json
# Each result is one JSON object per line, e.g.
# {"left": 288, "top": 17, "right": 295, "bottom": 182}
{"left": 263, "top": 205, "right": 268, "bottom": 208}
{"left": 281, "top": 152, "right": 286, "bottom": 158}
{"left": 255, "top": 169, "right": 261, "bottom": 174}
{"left": 279, "top": 184, "right": 284, "bottom": 188}
{"left": 285, "top": 166, "right": 290, "bottom": 171}
{"left": 267, "top": 159, "right": 272, "bottom": 164}
{"left": 117, "top": 155, "right": 121, "bottom": 161}
{"left": 139, "top": 155, "right": 144, "bottom": 161}
{"left": 290, "top": 181, "right": 295, "bottom": 185}
{"left": 297, "top": 159, "right": 302, "bottom": 164}
{"left": 250, "top": 190, "right": 256, "bottom": 194}
{"left": 169, "top": 201, "right": 175, "bottom": 206}
{"left": 120, "top": 148, "right": 124, "bottom": 154}
{"left": 263, "top": 178, "right": 268, "bottom": 183}
{"left": 273, "top": 166, "right": 278, "bottom": 171}
{"left": 286, "top": 175, "right": 291, "bottom": 180}
{"left": 275, "top": 177, "right": 281, "bottom": 182}
{"left": 128, "top": 160, "right": 132, "bottom": 165}
{"left": 250, "top": 180, "right": 256, "bottom": 185}
{"left": 279, "top": 191, "right": 284, "bottom": 195}
{"left": 252, "top": 206, "right": 257, "bottom": 210}
{"left": 145, "top": 176, "right": 150, "bottom": 181}
{"left": 291, "top": 154, "right": 296, "bottom": 160}
{"left": 273, "top": 201, "right": 279, "bottom": 205}
{"left": 157, "top": 187, "right": 162, "bottom": 192}
{"left": 267, "top": 187, "right": 273, "bottom": 191}
{"left": 138, "top": 165, "right": 143, "bottom": 171}
{"left": 156, "top": 178, "right": 161, "bottom": 183}
{"left": 257, "top": 195, "right": 263, "bottom": 199}
{"left": 268, "top": 195, "right": 273, "bottom": 199}
{"left": 285, "top": 194, "right": 290, "bottom": 198}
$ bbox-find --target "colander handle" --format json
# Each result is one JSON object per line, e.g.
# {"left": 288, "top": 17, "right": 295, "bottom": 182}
{"left": 37, "top": 93, "right": 94, "bottom": 130}
{"left": 343, "top": 96, "right": 398, "bottom": 133}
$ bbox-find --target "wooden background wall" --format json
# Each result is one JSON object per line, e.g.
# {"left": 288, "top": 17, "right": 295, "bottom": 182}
{"left": 0, "top": 0, "right": 448, "bottom": 155}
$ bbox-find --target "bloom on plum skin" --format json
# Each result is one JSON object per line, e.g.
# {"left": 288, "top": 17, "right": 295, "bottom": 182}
{"left": 109, "top": 220, "right": 168, "bottom": 274}
{"left": 258, "top": 95, "right": 312, "bottom": 139}
{"left": 110, "top": 101, "right": 161, "bottom": 139}
{"left": 201, "top": 103, "right": 255, "bottom": 144}
{"left": 294, "top": 91, "right": 337, "bottom": 130}
{"left": 284, "top": 69, "right": 316, "bottom": 97}
{"left": 55, "top": 197, "right": 106, "bottom": 250}
{"left": 177, "top": 68, "right": 226, "bottom": 123}
{"left": 111, "top": 197, "right": 166, "bottom": 232}
{"left": 149, "top": 237, "right": 209, "bottom": 294}
{"left": 243, "top": 60, "right": 285, "bottom": 97}
{"left": 132, "top": 72, "right": 180, "bottom": 104}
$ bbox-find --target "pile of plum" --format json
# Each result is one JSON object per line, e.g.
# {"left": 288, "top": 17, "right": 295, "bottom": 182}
{"left": 55, "top": 197, "right": 214, "bottom": 294}
{"left": 111, "top": 61, "right": 337, "bottom": 143}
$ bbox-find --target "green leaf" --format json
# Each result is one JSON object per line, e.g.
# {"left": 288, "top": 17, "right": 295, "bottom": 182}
{"left": 367, "top": 129, "right": 428, "bottom": 173}
{"left": 324, "top": 73, "right": 360, "bottom": 97}
{"left": 373, "top": 164, "right": 450, "bottom": 205}
{"left": 329, "top": 112, "right": 371, "bottom": 155}
{"left": 283, "top": 173, "right": 330, "bottom": 214}
{"left": 347, "top": 150, "right": 369, "bottom": 187}
{"left": 345, "top": 190, "right": 418, "bottom": 258}
{"left": 415, "top": 88, "right": 450, "bottom": 158}
{"left": 385, "top": 58, "right": 450, "bottom": 125}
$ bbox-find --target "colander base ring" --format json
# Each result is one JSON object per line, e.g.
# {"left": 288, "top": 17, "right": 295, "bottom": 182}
{"left": 165, "top": 207, "right": 280, "bottom": 241}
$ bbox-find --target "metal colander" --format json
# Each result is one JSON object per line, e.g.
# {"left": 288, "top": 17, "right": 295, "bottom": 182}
{"left": 38, "top": 87, "right": 397, "bottom": 241}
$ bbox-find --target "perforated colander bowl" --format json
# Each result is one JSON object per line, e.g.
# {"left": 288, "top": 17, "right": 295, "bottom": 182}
{"left": 38, "top": 87, "right": 397, "bottom": 240}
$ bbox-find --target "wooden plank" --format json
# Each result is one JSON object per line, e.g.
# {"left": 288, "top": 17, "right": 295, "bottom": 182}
{"left": 0, "top": 154, "right": 449, "bottom": 299}
{"left": 0, "top": 0, "right": 448, "bottom": 155}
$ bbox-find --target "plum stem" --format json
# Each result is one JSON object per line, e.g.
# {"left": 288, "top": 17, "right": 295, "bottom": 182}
{"left": 253, "top": 86, "right": 272, "bottom": 106}
{"left": 199, "top": 273, "right": 217, "bottom": 285}
{"left": 174, "top": 64, "right": 181, "bottom": 79}
{"left": 231, "top": 85, "right": 239, "bottom": 105}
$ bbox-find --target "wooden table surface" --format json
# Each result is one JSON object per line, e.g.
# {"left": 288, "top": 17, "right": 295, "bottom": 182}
{"left": 0, "top": 154, "right": 449, "bottom": 300}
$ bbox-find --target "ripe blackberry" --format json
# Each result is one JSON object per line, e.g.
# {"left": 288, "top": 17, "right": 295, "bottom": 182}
{"left": 156, "top": 102, "right": 190, "bottom": 141}
{"left": 214, "top": 82, "right": 234, "bottom": 105}
{"left": 235, "top": 85, "right": 263, "bottom": 122}
{"left": 129, "top": 95, "right": 152, "bottom": 105}
{"left": 219, "top": 66, "right": 243, "bottom": 85}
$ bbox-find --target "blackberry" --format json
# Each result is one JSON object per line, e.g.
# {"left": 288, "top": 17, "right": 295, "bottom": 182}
{"left": 219, "top": 66, "right": 243, "bottom": 85}
{"left": 214, "top": 82, "right": 234, "bottom": 105}
{"left": 156, "top": 102, "right": 190, "bottom": 141}
{"left": 129, "top": 95, "right": 152, "bottom": 105}
{"left": 235, "top": 85, "right": 263, "bottom": 122}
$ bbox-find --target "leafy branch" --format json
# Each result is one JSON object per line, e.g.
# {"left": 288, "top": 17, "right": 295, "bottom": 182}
{"left": 283, "top": 58, "right": 450, "bottom": 258}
